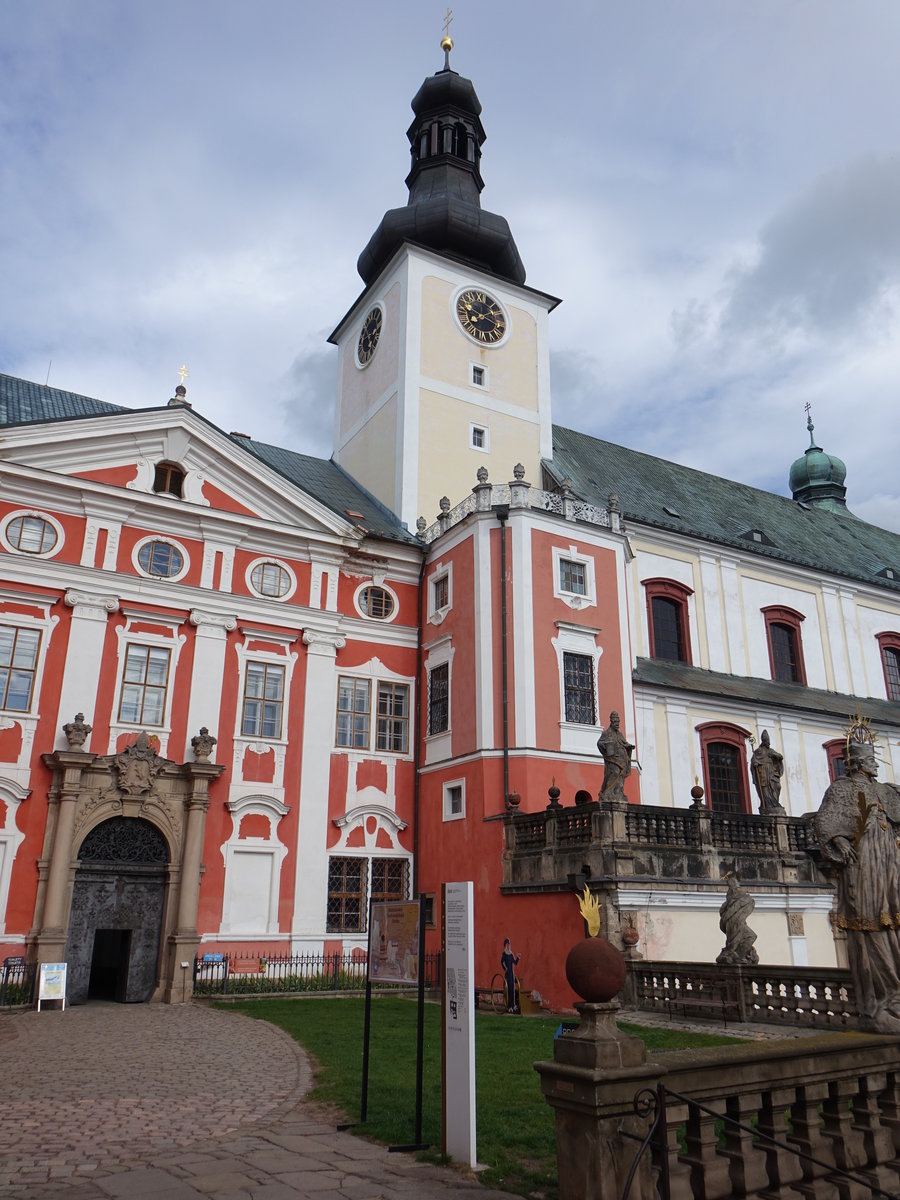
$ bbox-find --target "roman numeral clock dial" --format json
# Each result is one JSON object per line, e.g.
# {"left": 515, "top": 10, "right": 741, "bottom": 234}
{"left": 456, "top": 289, "right": 507, "bottom": 343}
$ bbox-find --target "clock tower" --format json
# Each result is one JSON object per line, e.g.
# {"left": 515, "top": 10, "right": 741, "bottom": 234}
{"left": 329, "top": 39, "right": 558, "bottom": 529}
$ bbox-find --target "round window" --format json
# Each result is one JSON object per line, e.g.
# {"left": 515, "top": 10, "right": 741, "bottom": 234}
{"left": 138, "top": 541, "right": 184, "bottom": 577}
{"left": 250, "top": 561, "right": 291, "bottom": 598}
{"left": 358, "top": 585, "right": 395, "bottom": 620}
{"left": 6, "top": 515, "right": 58, "bottom": 555}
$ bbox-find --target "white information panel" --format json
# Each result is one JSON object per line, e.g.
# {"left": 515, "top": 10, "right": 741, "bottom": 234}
{"left": 38, "top": 962, "right": 67, "bottom": 1011}
{"left": 442, "top": 881, "right": 476, "bottom": 1167}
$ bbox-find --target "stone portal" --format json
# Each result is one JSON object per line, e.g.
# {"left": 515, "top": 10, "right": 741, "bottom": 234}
{"left": 66, "top": 817, "right": 169, "bottom": 1003}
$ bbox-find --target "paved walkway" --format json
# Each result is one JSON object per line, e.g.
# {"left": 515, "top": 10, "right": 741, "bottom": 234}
{"left": 0, "top": 1002, "right": 513, "bottom": 1200}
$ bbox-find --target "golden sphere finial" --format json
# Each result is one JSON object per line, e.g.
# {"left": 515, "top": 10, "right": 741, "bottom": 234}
{"left": 441, "top": 34, "right": 453, "bottom": 52}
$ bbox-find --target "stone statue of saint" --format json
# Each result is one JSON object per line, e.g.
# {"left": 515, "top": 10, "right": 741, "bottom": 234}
{"left": 815, "top": 738, "right": 900, "bottom": 1033}
{"left": 750, "top": 730, "right": 785, "bottom": 813}
{"left": 716, "top": 873, "right": 759, "bottom": 965}
{"left": 596, "top": 711, "right": 634, "bottom": 802}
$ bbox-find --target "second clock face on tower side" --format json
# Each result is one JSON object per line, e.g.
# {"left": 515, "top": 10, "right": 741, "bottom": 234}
{"left": 456, "top": 289, "right": 507, "bottom": 344}
{"left": 357, "top": 306, "right": 383, "bottom": 365}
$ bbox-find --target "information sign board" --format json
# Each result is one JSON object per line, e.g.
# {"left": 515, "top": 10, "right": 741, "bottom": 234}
{"left": 37, "top": 962, "right": 67, "bottom": 1011}
{"left": 442, "top": 881, "right": 476, "bottom": 1167}
{"left": 369, "top": 900, "right": 420, "bottom": 984}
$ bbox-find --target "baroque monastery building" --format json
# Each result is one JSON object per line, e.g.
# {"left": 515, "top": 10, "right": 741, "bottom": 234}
{"left": 1, "top": 45, "right": 898, "bottom": 1009}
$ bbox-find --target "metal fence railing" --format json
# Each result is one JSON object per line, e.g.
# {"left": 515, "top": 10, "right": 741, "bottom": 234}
{"left": 1, "top": 957, "right": 36, "bottom": 1006}
{"left": 193, "top": 950, "right": 443, "bottom": 997}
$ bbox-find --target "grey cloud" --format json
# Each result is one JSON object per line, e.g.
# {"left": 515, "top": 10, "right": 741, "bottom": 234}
{"left": 721, "top": 157, "right": 900, "bottom": 339}
{"left": 278, "top": 348, "right": 337, "bottom": 459}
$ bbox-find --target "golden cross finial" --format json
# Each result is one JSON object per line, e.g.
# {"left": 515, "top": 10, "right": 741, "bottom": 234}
{"left": 441, "top": 7, "right": 453, "bottom": 63}
{"left": 177, "top": 364, "right": 189, "bottom": 386}
{"left": 443, "top": 7, "right": 453, "bottom": 40}
{"left": 804, "top": 401, "right": 812, "bottom": 419}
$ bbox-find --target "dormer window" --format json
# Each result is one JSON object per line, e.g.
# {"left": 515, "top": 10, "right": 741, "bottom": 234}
{"left": 153, "top": 462, "right": 185, "bottom": 498}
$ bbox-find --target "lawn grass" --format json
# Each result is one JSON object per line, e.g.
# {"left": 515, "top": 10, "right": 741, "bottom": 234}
{"left": 224, "top": 996, "right": 744, "bottom": 1199}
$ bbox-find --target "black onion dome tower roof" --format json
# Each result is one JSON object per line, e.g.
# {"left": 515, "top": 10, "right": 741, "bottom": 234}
{"left": 357, "top": 48, "right": 526, "bottom": 287}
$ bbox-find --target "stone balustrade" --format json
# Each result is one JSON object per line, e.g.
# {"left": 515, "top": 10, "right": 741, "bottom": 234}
{"left": 502, "top": 798, "right": 823, "bottom": 891}
{"left": 626, "top": 960, "right": 856, "bottom": 1029}
{"left": 536, "top": 1001, "right": 900, "bottom": 1200}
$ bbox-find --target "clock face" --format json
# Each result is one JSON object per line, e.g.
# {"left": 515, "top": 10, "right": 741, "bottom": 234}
{"left": 357, "top": 306, "right": 383, "bottom": 365}
{"left": 456, "top": 289, "right": 507, "bottom": 344}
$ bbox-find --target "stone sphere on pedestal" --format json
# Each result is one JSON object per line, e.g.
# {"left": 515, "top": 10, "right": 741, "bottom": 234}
{"left": 565, "top": 936, "right": 627, "bottom": 1002}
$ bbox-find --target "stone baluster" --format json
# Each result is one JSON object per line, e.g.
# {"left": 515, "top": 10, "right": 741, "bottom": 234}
{"left": 850, "top": 1071, "right": 900, "bottom": 1194}
{"left": 681, "top": 1097, "right": 733, "bottom": 1198}
{"left": 756, "top": 1086, "right": 806, "bottom": 1196}
{"left": 877, "top": 1068, "right": 900, "bottom": 1158}
{"left": 721, "top": 1090, "right": 769, "bottom": 1195}
{"left": 662, "top": 1098, "right": 698, "bottom": 1200}
{"left": 787, "top": 1079, "right": 839, "bottom": 1198}
{"left": 821, "top": 1077, "right": 869, "bottom": 1197}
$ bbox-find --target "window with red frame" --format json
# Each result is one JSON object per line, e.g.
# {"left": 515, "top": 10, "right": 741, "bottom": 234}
{"left": 876, "top": 633, "right": 900, "bottom": 702}
{"left": 762, "top": 606, "right": 807, "bottom": 685}
{"left": 823, "top": 738, "right": 848, "bottom": 782}
{"left": 644, "top": 579, "right": 693, "bottom": 664}
{"left": 698, "top": 722, "right": 752, "bottom": 814}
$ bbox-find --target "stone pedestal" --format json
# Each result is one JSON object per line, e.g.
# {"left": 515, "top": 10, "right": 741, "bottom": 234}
{"left": 534, "top": 1002, "right": 663, "bottom": 1200}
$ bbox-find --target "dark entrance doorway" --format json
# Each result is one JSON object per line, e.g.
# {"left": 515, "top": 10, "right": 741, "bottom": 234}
{"left": 66, "top": 818, "right": 169, "bottom": 1004}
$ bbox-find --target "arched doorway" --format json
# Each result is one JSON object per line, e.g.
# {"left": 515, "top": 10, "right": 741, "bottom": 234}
{"left": 65, "top": 817, "right": 170, "bottom": 1003}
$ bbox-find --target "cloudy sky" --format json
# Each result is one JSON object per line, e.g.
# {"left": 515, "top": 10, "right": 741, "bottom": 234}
{"left": 2, "top": 1, "right": 899, "bottom": 530}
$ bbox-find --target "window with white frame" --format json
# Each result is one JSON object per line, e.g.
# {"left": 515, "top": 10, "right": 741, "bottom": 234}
{"left": 326, "top": 855, "right": 409, "bottom": 932}
{"left": 428, "top": 662, "right": 450, "bottom": 735}
{"left": 470, "top": 423, "right": 489, "bottom": 452}
{"left": 133, "top": 536, "right": 189, "bottom": 581}
{"left": 0, "top": 625, "right": 41, "bottom": 711}
{"left": 355, "top": 582, "right": 398, "bottom": 621}
{"left": 552, "top": 545, "right": 596, "bottom": 610}
{"left": 118, "top": 644, "right": 171, "bottom": 725}
{"left": 552, "top": 621, "right": 602, "bottom": 752}
{"left": 427, "top": 563, "right": 452, "bottom": 624}
{"left": 241, "top": 661, "right": 285, "bottom": 738}
{"left": 470, "top": 364, "right": 487, "bottom": 388}
{"left": 443, "top": 779, "right": 465, "bottom": 821}
{"left": 247, "top": 559, "right": 295, "bottom": 600}
{"left": 336, "top": 677, "right": 410, "bottom": 754}
{"left": 1, "top": 512, "right": 62, "bottom": 558}
{"left": 562, "top": 652, "right": 595, "bottom": 725}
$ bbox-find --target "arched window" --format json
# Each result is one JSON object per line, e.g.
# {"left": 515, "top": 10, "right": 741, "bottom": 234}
{"left": 644, "top": 579, "right": 693, "bottom": 664}
{"left": 823, "top": 738, "right": 848, "bottom": 782}
{"left": 876, "top": 633, "right": 900, "bottom": 702}
{"left": 698, "top": 722, "right": 752, "bottom": 814}
{"left": 153, "top": 461, "right": 185, "bottom": 498}
{"left": 762, "top": 606, "right": 807, "bottom": 685}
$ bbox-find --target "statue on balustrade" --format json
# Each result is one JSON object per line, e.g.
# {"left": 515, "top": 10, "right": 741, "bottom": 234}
{"left": 716, "top": 873, "right": 759, "bottom": 965}
{"left": 596, "top": 711, "right": 634, "bottom": 803}
{"left": 815, "top": 727, "right": 900, "bottom": 1034}
{"left": 750, "top": 729, "right": 785, "bottom": 813}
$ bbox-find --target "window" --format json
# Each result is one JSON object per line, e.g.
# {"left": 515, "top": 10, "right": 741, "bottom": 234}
{"left": 698, "top": 723, "right": 752, "bottom": 815}
{"left": 563, "top": 652, "right": 595, "bottom": 725}
{"left": 428, "top": 662, "right": 449, "bottom": 735}
{"left": 326, "top": 856, "right": 409, "bottom": 932}
{"left": 376, "top": 682, "right": 409, "bottom": 753}
{"left": 118, "top": 645, "right": 171, "bottom": 725}
{"left": 357, "top": 584, "right": 396, "bottom": 620}
{"left": 336, "top": 677, "right": 371, "bottom": 748}
{"left": 0, "top": 626, "right": 41, "bottom": 711}
{"left": 471, "top": 365, "right": 486, "bottom": 387}
{"left": 241, "top": 662, "right": 285, "bottom": 738}
{"left": 433, "top": 574, "right": 449, "bottom": 612}
{"left": 762, "top": 606, "right": 806, "bottom": 685}
{"left": 644, "top": 579, "right": 693, "bottom": 664}
{"left": 152, "top": 462, "right": 184, "bottom": 497}
{"left": 423, "top": 893, "right": 436, "bottom": 928}
{"left": 327, "top": 857, "right": 366, "bottom": 933}
{"left": 371, "top": 857, "right": 408, "bottom": 904}
{"left": 137, "top": 540, "right": 184, "bottom": 578}
{"left": 876, "top": 634, "right": 900, "bottom": 702}
{"left": 470, "top": 424, "right": 488, "bottom": 451}
{"left": 336, "top": 677, "right": 410, "bottom": 754}
{"left": 443, "top": 780, "right": 465, "bottom": 821}
{"left": 250, "top": 561, "right": 292, "bottom": 599}
{"left": 824, "top": 739, "right": 848, "bottom": 782}
{"left": 559, "top": 559, "right": 586, "bottom": 596}
{"left": 6, "top": 515, "right": 57, "bottom": 555}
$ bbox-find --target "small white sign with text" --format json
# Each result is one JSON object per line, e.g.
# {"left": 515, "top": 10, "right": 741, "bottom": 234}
{"left": 442, "top": 881, "right": 476, "bottom": 1167}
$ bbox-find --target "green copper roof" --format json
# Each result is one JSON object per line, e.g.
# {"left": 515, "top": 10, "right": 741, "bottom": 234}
{"left": 547, "top": 425, "right": 900, "bottom": 594}
{"left": 0, "top": 373, "right": 125, "bottom": 424}
{"left": 229, "top": 436, "right": 416, "bottom": 544}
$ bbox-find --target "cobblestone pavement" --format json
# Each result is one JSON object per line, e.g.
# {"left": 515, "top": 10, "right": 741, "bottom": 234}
{"left": 1, "top": 1002, "right": 512, "bottom": 1200}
